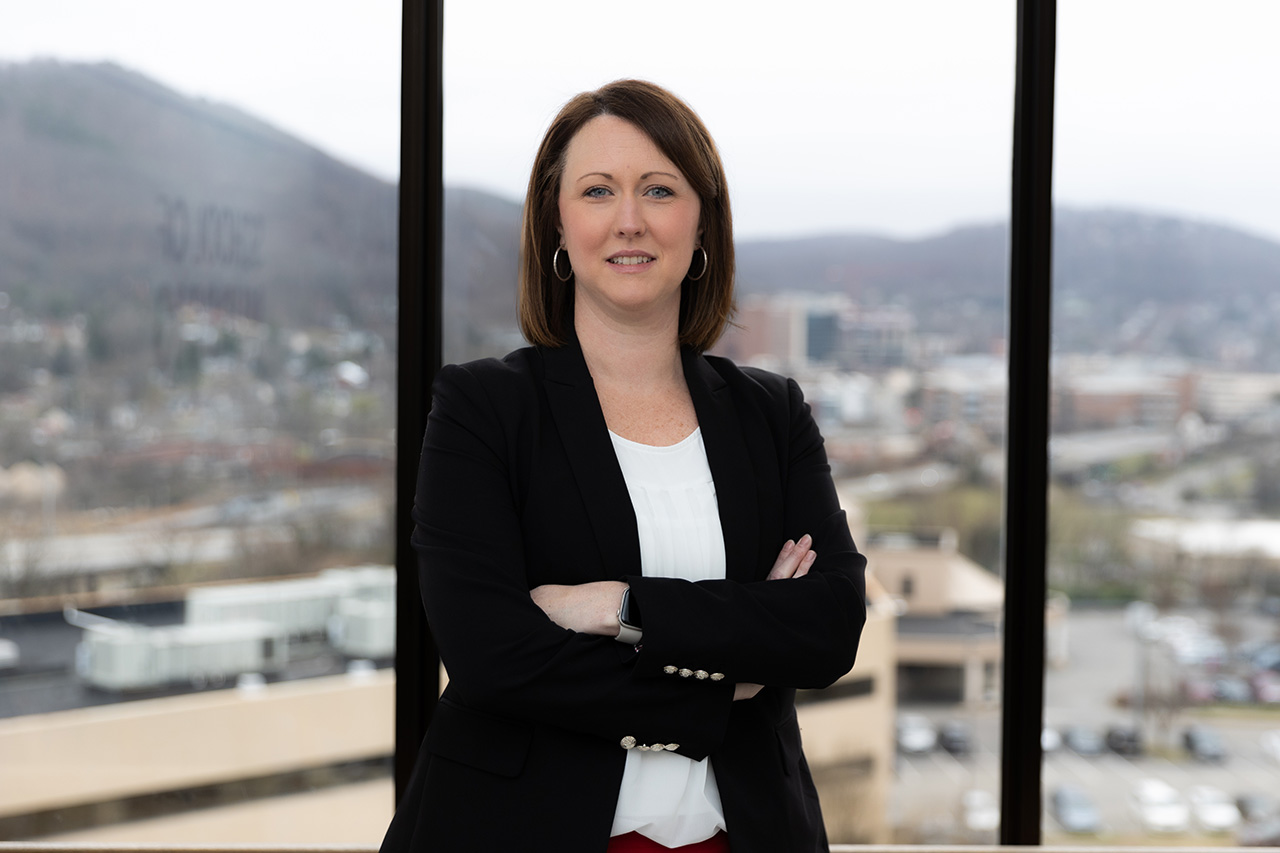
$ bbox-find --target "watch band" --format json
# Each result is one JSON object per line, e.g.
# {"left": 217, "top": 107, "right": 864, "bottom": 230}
{"left": 615, "top": 587, "right": 643, "bottom": 644}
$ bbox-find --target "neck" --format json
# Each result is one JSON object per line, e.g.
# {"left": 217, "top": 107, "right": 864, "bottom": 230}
{"left": 574, "top": 303, "right": 683, "bottom": 389}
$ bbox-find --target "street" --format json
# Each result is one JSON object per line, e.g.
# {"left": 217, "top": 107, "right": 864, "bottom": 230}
{"left": 892, "top": 607, "right": 1280, "bottom": 843}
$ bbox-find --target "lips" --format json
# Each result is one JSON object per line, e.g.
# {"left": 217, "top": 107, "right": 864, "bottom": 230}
{"left": 608, "top": 255, "right": 655, "bottom": 265}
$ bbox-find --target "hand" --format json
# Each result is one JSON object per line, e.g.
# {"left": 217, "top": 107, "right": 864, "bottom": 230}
{"left": 530, "top": 581, "right": 627, "bottom": 637}
{"left": 766, "top": 534, "right": 816, "bottom": 580}
{"left": 734, "top": 682, "right": 763, "bottom": 701}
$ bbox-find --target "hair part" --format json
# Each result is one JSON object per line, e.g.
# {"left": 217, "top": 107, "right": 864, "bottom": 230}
{"left": 518, "top": 79, "right": 736, "bottom": 353}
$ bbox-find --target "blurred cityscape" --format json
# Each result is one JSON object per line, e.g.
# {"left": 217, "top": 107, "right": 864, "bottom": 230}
{"left": 2, "top": 59, "right": 1280, "bottom": 847}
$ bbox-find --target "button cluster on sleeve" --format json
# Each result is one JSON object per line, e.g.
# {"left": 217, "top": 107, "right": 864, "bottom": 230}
{"left": 620, "top": 736, "right": 680, "bottom": 752}
{"left": 663, "top": 664, "right": 724, "bottom": 681}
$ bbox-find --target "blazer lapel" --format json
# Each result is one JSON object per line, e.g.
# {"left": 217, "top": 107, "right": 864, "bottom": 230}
{"left": 540, "top": 341, "right": 643, "bottom": 580}
{"left": 683, "top": 348, "right": 762, "bottom": 584}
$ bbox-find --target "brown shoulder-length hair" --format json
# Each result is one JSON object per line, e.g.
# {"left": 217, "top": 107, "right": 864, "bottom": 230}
{"left": 518, "top": 79, "right": 735, "bottom": 353}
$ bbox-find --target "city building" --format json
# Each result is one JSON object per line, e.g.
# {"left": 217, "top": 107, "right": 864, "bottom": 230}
{"left": 863, "top": 528, "right": 1004, "bottom": 706}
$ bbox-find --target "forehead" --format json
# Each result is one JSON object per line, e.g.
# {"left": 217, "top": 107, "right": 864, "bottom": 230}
{"left": 562, "top": 115, "right": 678, "bottom": 176}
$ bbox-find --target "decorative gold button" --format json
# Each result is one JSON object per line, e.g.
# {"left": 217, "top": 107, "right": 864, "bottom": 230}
{"left": 678, "top": 668, "right": 693, "bottom": 678}
{"left": 651, "top": 743, "right": 665, "bottom": 751}
{"left": 664, "top": 743, "right": 679, "bottom": 751}
{"left": 621, "top": 736, "right": 636, "bottom": 749}
{"left": 709, "top": 672, "right": 725, "bottom": 681}
{"left": 694, "top": 670, "right": 709, "bottom": 680}
{"left": 663, "top": 665, "right": 678, "bottom": 675}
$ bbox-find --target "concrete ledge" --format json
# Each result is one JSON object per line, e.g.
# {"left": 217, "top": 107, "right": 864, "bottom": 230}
{"left": 5, "top": 840, "right": 1274, "bottom": 845}
{"left": 0, "top": 672, "right": 393, "bottom": 818}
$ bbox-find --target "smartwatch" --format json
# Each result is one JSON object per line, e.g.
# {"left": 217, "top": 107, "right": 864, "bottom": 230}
{"left": 615, "top": 587, "right": 643, "bottom": 644}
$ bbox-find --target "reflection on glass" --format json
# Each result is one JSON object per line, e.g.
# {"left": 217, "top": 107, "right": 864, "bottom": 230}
{"left": 0, "top": 7, "right": 398, "bottom": 843}
{"left": 445, "top": 2, "right": 1013, "bottom": 844}
{"left": 1049, "top": 0, "right": 1280, "bottom": 846}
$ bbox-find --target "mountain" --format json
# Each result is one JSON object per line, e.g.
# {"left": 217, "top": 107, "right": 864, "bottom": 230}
{"left": 442, "top": 187, "right": 522, "bottom": 359}
{"left": 0, "top": 59, "right": 396, "bottom": 331}
{"left": 5, "top": 60, "right": 1280, "bottom": 367}
{"left": 440, "top": 194, "right": 1280, "bottom": 365}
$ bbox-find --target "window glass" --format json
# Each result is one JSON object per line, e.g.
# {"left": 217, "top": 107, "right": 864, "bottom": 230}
{"left": 0, "top": 2, "right": 400, "bottom": 842}
{"left": 1049, "top": 0, "right": 1280, "bottom": 845}
{"left": 445, "top": 2, "right": 1014, "bottom": 843}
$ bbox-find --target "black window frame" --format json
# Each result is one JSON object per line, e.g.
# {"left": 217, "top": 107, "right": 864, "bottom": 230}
{"left": 393, "top": 0, "right": 1056, "bottom": 844}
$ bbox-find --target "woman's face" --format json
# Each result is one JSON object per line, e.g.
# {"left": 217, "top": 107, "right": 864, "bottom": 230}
{"left": 557, "top": 115, "right": 702, "bottom": 329}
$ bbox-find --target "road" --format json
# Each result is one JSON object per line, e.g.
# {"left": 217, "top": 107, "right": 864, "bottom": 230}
{"left": 892, "top": 607, "right": 1280, "bottom": 843}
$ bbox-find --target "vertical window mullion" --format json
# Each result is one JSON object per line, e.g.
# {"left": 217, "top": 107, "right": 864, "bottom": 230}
{"left": 1002, "top": 0, "right": 1056, "bottom": 844}
{"left": 393, "top": 0, "right": 445, "bottom": 801}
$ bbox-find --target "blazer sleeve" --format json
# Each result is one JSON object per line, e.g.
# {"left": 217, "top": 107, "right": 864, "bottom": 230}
{"left": 413, "top": 361, "right": 734, "bottom": 760}
{"left": 625, "top": 373, "right": 868, "bottom": 690}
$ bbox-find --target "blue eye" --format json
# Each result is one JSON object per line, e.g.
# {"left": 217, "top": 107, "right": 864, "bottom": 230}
{"left": 646, "top": 186, "right": 674, "bottom": 199}
{"left": 584, "top": 186, "right": 611, "bottom": 198}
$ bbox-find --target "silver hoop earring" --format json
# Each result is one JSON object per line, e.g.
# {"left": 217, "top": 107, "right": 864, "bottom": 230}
{"left": 687, "top": 246, "right": 709, "bottom": 282}
{"left": 552, "top": 247, "right": 573, "bottom": 282}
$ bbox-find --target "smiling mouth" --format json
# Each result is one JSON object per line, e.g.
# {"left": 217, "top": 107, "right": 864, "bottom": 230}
{"left": 608, "top": 256, "right": 655, "bottom": 265}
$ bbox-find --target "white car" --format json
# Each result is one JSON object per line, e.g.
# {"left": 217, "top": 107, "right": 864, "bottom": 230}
{"left": 1262, "top": 729, "right": 1280, "bottom": 765}
{"left": 0, "top": 638, "right": 18, "bottom": 670}
{"left": 1186, "top": 785, "right": 1240, "bottom": 833}
{"left": 961, "top": 789, "right": 1000, "bottom": 833}
{"left": 896, "top": 713, "right": 937, "bottom": 754}
{"left": 1129, "top": 778, "right": 1189, "bottom": 834}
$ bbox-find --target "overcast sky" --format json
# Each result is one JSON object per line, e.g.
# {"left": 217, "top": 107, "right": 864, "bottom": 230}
{"left": 4, "top": 1, "right": 1279, "bottom": 241}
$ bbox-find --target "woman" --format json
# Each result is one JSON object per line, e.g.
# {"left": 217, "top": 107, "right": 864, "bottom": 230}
{"left": 379, "top": 79, "right": 867, "bottom": 852}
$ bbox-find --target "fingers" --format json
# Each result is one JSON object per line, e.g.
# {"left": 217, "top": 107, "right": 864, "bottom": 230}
{"left": 733, "top": 682, "right": 764, "bottom": 701}
{"left": 794, "top": 548, "right": 817, "bottom": 578}
{"left": 766, "top": 541, "right": 795, "bottom": 580}
{"left": 767, "top": 534, "right": 816, "bottom": 580}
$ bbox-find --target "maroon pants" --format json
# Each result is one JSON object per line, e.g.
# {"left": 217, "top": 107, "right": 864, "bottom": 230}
{"left": 607, "top": 830, "right": 730, "bottom": 852}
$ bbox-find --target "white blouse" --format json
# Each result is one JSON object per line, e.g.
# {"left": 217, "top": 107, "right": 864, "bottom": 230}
{"left": 607, "top": 427, "right": 728, "bottom": 847}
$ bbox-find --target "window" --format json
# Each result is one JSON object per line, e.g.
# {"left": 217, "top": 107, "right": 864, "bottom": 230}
{"left": 1047, "top": 0, "right": 1280, "bottom": 844}
{"left": 440, "top": 2, "right": 1015, "bottom": 844}
{"left": 0, "top": 3, "right": 400, "bottom": 842}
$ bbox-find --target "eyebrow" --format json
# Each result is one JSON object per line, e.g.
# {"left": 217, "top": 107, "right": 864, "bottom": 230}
{"left": 573, "top": 171, "right": 682, "bottom": 183}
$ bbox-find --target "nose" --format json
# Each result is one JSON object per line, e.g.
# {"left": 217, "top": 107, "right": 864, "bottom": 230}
{"left": 613, "top": 195, "right": 645, "bottom": 237}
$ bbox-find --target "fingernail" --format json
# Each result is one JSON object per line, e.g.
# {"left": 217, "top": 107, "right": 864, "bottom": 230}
{"left": 803, "top": 551, "right": 817, "bottom": 564}
{"left": 783, "top": 539, "right": 795, "bottom": 552}
{"left": 799, "top": 534, "right": 812, "bottom": 547}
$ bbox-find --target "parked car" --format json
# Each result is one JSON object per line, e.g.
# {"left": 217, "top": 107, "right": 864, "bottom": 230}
{"left": 1050, "top": 784, "right": 1102, "bottom": 834}
{"left": 1252, "top": 671, "right": 1280, "bottom": 704}
{"left": 0, "top": 638, "right": 18, "bottom": 671}
{"left": 1214, "top": 674, "right": 1254, "bottom": 704}
{"left": 1106, "top": 724, "right": 1144, "bottom": 756}
{"left": 1129, "top": 778, "right": 1189, "bottom": 834}
{"left": 1245, "top": 640, "right": 1280, "bottom": 672}
{"left": 1238, "top": 815, "right": 1280, "bottom": 847}
{"left": 1188, "top": 785, "right": 1241, "bottom": 833}
{"left": 1181, "top": 674, "right": 1216, "bottom": 704}
{"left": 1236, "top": 792, "right": 1278, "bottom": 823}
{"left": 960, "top": 789, "right": 1000, "bottom": 833}
{"left": 1062, "top": 725, "right": 1104, "bottom": 755}
{"left": 896, "top": 713, "right": 937, "bottom": 754}
{"left": 1183, "top": 724, "right": 1228, "bottom": 762}
{"left": 1261, "top": 729, "right": 1280, "bottom": 765}
{"left": 938, "top": 720, "right": 973, "bottom": 756}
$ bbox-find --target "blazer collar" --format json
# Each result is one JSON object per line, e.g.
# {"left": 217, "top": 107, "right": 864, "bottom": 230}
{"left": 541, "top": 340, "right": 642, "bottom": 579}
{"left": 540, "top": 339, "right": 760, "bottom": 584}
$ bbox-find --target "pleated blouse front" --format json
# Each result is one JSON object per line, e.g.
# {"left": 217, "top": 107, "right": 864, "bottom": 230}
{"left": 607, "top": 427, "right": 728, "bottom": 848}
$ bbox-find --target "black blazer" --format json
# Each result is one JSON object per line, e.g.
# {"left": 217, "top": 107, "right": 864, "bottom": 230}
{"left": 379, "top": 340, "right": 867, "bottom": 853}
